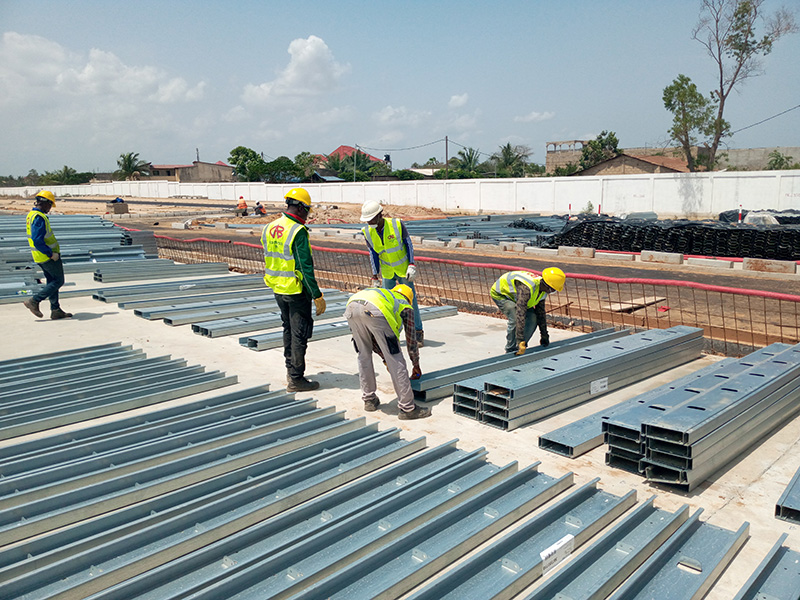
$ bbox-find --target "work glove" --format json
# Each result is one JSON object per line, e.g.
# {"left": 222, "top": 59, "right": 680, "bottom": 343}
{"left": 50, "top": 252, "right": 60, "bottom": 261}
{"left": 371, "top": 275, "right": 381, "bottom": 287}
{"left": 411, "top": 364, "right": 422, "bottom": 379}
{"left": 516, "top": 341, "right": 527, "bottom": 356}
{"left": 540, "top": 333, "right": 550, "bottom": 348}
{"left": 405, "top": 264, "right": 418, "bottom": 283}
{"left": 314, "top": 295, "right": 326, "bottom": 317}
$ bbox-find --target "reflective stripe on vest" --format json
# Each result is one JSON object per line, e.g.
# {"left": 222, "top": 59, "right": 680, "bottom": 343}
{"left": 491, "top": 271, "right": 546, "bottom": 309}
{"left": 361, "top": 217, "right": 409, "bottom": 279}
{"left": 261, "top": 214, "right": 305, "bottom": 294}
{"left": 26, "top": 210, "right": 59, "bottom": 264}
{"left": 347, "top": 287, "right": 412, "bottom": 336}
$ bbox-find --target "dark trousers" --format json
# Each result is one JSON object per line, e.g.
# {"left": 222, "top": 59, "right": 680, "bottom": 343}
{"left": 275, "top": 292, "right": 314, "bottom": 380}
{"left": 33, "top": 259, "right": 64, "bottom": 310}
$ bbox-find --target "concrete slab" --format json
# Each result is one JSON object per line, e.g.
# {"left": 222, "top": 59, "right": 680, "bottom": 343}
{"left": 2, "top": 271, "right": 799, "bottom": 599}
{"left": 743, "top": 257, "right": 797, "bottom": 274}
{"left": 687, "top": 257, "right": 734, "bottom": 269}
{"left": 595, "top": 251, "right": 636, "bottom": 262}
{"left": 558, "top": 245, "right": 596, "bottom": 259}
{"left": 641, "top": 250, "right": 684, "bottom": 265}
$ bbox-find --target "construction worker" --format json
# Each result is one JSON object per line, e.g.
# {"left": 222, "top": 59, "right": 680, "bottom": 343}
{"left": 23, "top": 191, "right": 72, "bottom": 320}
{"left": 254, "top": 202, "right": 267, "bottom": 216}
{"left": 262, "top": 187, "right": 326, "bottom": 392}
{"left": 236, "top": 196, "right": 248, "bottom": 216}
{"left": 344, "top": 284, "right": 431, "bottom": 420}
{"left": 360, "top": 200, "right": 425, "bottom": 346}
{"left": 490, "top": 267, "right": 565, "bottom": 355}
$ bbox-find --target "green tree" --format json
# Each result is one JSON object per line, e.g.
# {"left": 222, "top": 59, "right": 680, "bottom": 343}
{"left": 293, "top": 151, "right": 316, "bottom": 181}
{"left": 323, "top": 153, "right": 346, "bottom": 175}
{"left": 552, "top": 163, "right": 580, "bottom": 176}
{"left": 115, "top": 152, "right": 150, "bottom": 180}
{"left": 492, "top": 143, "right": 532, "bottom": 177}
{"left": 663, "top": 74, "right": 719, "bottom": 172}
{"left": 342, "top": 150, "right": 376, "bottom": 178}
{"left": 579, "top": 131, "right": 621, "bottom": 170}
{"left": 692, "top": 0, "right": 797, "bottom": 168}
{"left": 393, "top": 169, "right": 425, "bottom": 180}
{"left": 228, "top": 146, "right": 267, "bottom": 181}
{"left": 451, "top": 147, "right": 482, "bottom": 172}
{"left": 40, "top": 165, "right": 79, "bottom": 185}
{"left": 766, "top": 150, "right": 799, "bottom": 170}
{"left": 262, "top": 156, "right": 297, "bottom": 183}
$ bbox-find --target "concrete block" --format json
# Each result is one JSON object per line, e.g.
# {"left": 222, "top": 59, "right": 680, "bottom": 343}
{"left": 640, "top": 250, "right": 684, "bottom": 265}
{"left": 742, "top": 257, "right": 797, "bottom": 274}
{"left": 457, "top": 239, "right": 476, "bottom": 249}
{"left": 686, "top": 257, "right": 734, "bottom": 269}
{"left": 558, "top": 245, "right": 595, "bottom": 258}
{"left": 410, "top": 235, "right": 424, "bottom": 245}
{"left": 523, "top": 247, "right": 559, "bottom": 257}
{"left": 505, "top": 242, "right": 526, "bottom": 252}
{"left": 171, "top": 220, "right": 191, "bottom": 230}
{"left": 421, "top": 239, "right": 447, "bottom": 248}
{"left": 596, "top": 251, "right": 635, "bottom": 262}
{"left": 215, "top": 222, "right": 229, "bottom": 229}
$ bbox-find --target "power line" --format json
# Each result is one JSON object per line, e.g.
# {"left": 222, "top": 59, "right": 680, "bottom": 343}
{"left": 731, "top": 104, "right": 800, "bottom": 135}
{"left": 356, "top": 139, "right": 445, "bottom": 153}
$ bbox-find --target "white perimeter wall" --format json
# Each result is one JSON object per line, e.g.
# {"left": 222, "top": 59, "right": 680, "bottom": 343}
{"left": 3, "top": 170, "right": 799, "bottom": 218}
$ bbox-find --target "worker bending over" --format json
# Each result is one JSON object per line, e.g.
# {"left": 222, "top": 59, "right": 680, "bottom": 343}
{"left": 360, "top": 201, "right": 425, "bottom": 345}
{"left": 490, "top": 267, "right": 565, "bottom": 355}
{"left": 23, "top": 190, "right": 72, "bottom": 320}
{"left": 262, "top": 188, "right": 326, "bottom": 392}
{"left": 236, "top": 196, "right": 248, "bottom": 216}
{"left": 344, "top": 284, "right": 431, "bottom": 420}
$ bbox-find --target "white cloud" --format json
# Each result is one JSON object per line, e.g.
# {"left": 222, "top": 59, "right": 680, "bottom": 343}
{"left": 242, "top": 35, "right": 350, "bottom": 107}
{"left": 448, "top": 93, "right": 468, "bottom": 108}
{"left": 514, "top": 110, "right": 556, "bottom": 123}
{"left": 374, "top": 105, "right": 430, "bottom": 127}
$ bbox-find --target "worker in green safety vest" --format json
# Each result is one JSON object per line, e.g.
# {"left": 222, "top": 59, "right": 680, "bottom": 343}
{"left": 490, "top": 267, "right": 565, "bottom": 355}
{"left": 345, "top": 283, "right": 431, "bottom": 420}
{"left": 360, "top": 200, "right": 425, "bottom": 346}
{"left": 262, "top": 187, "right": 326, "bottom": 392}
{"left": 23, "top": 191, "right": 72, "bottom": 320}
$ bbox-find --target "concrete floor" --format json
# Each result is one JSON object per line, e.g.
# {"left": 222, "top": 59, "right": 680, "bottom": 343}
{"left": 2, "top": 271, "right": 800, "bottom": 598}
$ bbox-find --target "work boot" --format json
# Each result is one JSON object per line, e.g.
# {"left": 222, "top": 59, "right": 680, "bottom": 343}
{"left": 398, "top": 405, "right": 432, "bottom": 420}
{"left": 50, "top": 308, "right": 73, "bottom": 320}
{"left": 287, "top": 377, "right": 320, "bottom": 393}
{"left": 416, "top": 330, "right": 425, "bottom": 347}
{"left": 23, "top": 298, "right": 43, "bottom": 318}
{"left": 364, "top": 398, "right": 381, "bottom": 412}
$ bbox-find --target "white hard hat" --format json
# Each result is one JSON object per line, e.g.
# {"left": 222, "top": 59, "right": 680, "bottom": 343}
{"left": 360, "top": 200, "right": 383, "bottom": 222}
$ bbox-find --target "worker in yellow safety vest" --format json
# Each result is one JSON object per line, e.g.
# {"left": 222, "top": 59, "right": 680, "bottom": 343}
{"left": 23, "top": 191, "right": 72, "bottom": 320}
{"left": 360, "top": 200, "right": 425, "bottom": 346}
{"left": 344, "top": 283, "right": 431, "bottom": 419}
{"left": 262, "top": 188, "right": 326, "bottom": 392}
{"left": 490, "top": 267, "right": 565, "bottom": 355}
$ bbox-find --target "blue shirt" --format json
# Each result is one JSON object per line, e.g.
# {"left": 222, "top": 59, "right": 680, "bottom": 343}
{"left": 29, "top": 209, "right": 54, "bottom": 258}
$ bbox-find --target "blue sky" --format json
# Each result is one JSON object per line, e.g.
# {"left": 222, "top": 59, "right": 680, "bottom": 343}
{"left": 1, "top": 0, "right": 798, "bottom": 175}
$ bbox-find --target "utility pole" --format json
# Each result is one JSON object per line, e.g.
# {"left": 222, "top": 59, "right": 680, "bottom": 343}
{"left": 445, "top": 136, "right": 449, "bottom": 179}
{"left": 353, "top": 144, "right": 357, "bottom": 182}
{"left": 196, "top": 148, "right": 200, "bottom": 162}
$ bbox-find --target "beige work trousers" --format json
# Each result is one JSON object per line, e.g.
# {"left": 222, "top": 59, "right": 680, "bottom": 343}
{"left": 344, "top": 300, "right": 415, "bottom": 413}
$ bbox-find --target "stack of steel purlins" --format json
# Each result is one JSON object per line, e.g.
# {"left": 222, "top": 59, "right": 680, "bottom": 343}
{"left": 93, "top": 261, "right": 231, "bottom": 282}
{"left": 776, "top": 466, "right": 800, "bottom": 524}
{"left": 414, "top": 328, "right": 629, "bottom": 402}
{"left": 452, "top": 373, "right": 486, "bottom": 420}
{"left": 479, "top": 326, "right": 704, "bottom": 431}
{"left": 640, "top": 342, "right": 800, "bottom": 491}
{"left": 603, "top": 346, "right": 789, "bottom": 475}
{"left": 193, "top": 302, "right": 349, "bottom": 337}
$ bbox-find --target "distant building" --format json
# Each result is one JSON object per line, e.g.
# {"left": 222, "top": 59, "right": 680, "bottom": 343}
{"left": 149, "top": 160, "right": 235, "bottom": 182}
{"left": 571, "top": 153, "right": 690, "bottom": 176}
{"left": 324, "top": 145, "right": 383, "bottom": 163}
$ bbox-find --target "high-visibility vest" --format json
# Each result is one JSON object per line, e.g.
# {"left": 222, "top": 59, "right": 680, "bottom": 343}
{"left": 361, "top": 217, "right": 409, "bottom": 279}
{"left": 26, "top": 210, "right": 60, "bottom": 264}
{"left": 490, "top": 271, "right": 546, "bottom": 309}
{"left": 261, "top": 214, "right": 306, "bottom": 295}
{"left": 348, "top": 287, "right": 412, "bottom": 336}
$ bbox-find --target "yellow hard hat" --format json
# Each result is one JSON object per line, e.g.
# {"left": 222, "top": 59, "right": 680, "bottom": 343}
{"left": 393, "top": 284, "right": 414, "bottom": 303}
{"left": 284, "top": 187, "right": 311, "bottom": 208}
{"left": 36, "top": 190, "right": 56, "bottom": 207}
{"left": 541, "top": 267, "right": 566, "bottom": 292}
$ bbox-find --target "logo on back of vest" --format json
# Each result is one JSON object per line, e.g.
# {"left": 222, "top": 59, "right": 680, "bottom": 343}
{"left": 270, "top": 225, "right": 285, "bottom": 238}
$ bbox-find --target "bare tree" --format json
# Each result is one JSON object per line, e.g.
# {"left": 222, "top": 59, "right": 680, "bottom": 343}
{"left": 693, "top": 0, "right": 797, "bottom": 168}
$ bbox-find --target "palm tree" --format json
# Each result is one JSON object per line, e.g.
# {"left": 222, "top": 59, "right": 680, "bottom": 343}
{"left": 492, "top": 143, "right": 531, "bottom": 177}
{"left": 115, "top": 152, "right": 150, "bottom": 180}
{"left": 40, "top": 165, "right": 78, "bottom": 185}
{"left": 452, "top": 147, "right": 482, "bottom": 172}
{"left": 324, "top": 153, "right": 346, "bottom": 174}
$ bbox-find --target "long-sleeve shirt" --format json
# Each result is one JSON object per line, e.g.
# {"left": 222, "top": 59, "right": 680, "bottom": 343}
{"left": 367, "top": 220, "right": 415, "bottom": 277}
{"left": 29, "top": 210, "right": 55, "bottom": 258}
{"left": 371, "top": 306, "right": 419, "bottom": 367}
{"left": 284, "top": 212, "right": 322, "bottom": 299}
{"left": 515, "top": 285, "right": 548, "bottom": 342}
